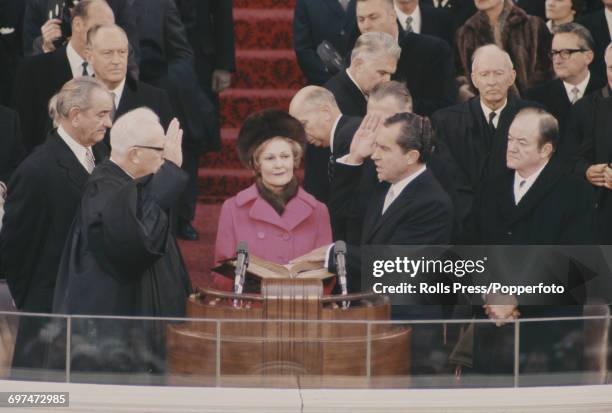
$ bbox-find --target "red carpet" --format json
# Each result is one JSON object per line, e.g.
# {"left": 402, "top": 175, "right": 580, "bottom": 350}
{"left": 181, "top": 0, "right": 304, "bottom": 288}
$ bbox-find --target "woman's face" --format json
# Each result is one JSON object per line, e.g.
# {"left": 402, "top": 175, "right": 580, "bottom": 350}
{"left": 545, "top": 0, "right": 575, "bottom": 22}
{"left": 257, "top": 138, "right": 295, "bottom": 192}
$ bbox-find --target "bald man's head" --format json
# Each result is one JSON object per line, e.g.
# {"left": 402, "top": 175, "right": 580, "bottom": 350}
{"left": 111, "top": 108, "right": 166, "bottom": 178}
{"left": 289, "top": 86, "right": 342, "bottom": 147}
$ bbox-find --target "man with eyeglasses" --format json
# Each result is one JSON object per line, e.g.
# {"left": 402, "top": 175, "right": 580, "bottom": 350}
{"left": 52, "top": 107, "right": 191, "bottom": 374}
{"left": 524, "top": 23, "right": 604, "bottom": 146}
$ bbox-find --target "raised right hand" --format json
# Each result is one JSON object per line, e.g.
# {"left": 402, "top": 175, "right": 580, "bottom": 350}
{"left": 347, "top": 114, "right": 381, "bottom": 164}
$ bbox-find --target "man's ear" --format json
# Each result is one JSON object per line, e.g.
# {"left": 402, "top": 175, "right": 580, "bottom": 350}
{"left": 407, "top": 149, "right": 420, "bottom": 164}
{"left": 540, "top": 142, "right": 554, "bottom": 159}
{"left": 128, "top": 148, "right": 140, "bottom": 164}
{"left": 68, "top": 107, "right": 81, "bottom": 127}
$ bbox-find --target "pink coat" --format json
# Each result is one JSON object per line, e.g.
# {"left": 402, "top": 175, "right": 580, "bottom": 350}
{"left": 213, "top": 184, "right": 332, "bottom": 291}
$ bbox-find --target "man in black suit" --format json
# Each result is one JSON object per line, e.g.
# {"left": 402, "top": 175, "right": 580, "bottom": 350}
{"left": 133, "top": 0, "right": 215, "bottom": 240}
{"left": 394, "top": 0, "right": 454, "bottom": 45}
{"left": 294, "top": 112, "right": 453, "bottom": 291}
{"left": 432, "top": 44, "right": 538, "bottom": 238}
{"left": 524, "top": 23, "right": 604, "bottom": 145}
{"left": 469, "top": 108, "right": 595, "bottom": 376}
{"left": 294, "top": 0, "right": 358, "bottom": 85}
{"left": 356, "top": 0, "right": 456, "bottom": 116}
{"left": 0, "top": 77, "right": 113, "bottom": 374}
{"left": 0, "top": 106, "right": 24, "bottom": 186}
{"left": 577, "top": 0, "right": 612, "bottom": 78}
{"left": 86, "top": 24, "right": 174, "bottom": 149}
{"left": 570, "top": 44, "right": 612, "bottom": 243}
{"left": 12, "top": 0, "right": 115, "bottom": 153}
{"left": 324, "top": 31, "right": 401, "bottom": 117}
{"left": 176, "top": 0, "right": 235, "bottom": 155}
{"left": 0, "top": 0, "right": 25, "bottom": 106}
{"left": 22, "top": 0, "right": 138, "bottom": 63}
{"left": 289, "top": 86, "right": 362, "bottom": 204}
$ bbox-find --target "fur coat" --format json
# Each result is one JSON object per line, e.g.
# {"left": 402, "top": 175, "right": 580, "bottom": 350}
{"left": 456, "top": 0, "right": 553, "bottom": 93}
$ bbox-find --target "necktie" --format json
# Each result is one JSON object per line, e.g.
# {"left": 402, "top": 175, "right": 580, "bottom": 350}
{"left": 81, "top": 61, "right": 89, "bottom": 77}
{"left": 488, "top": 111, "right": 497, "bottom": 131}
{"left": 110, "top": 92, "right": 117, "bottom": 120}
{"left": 515, "top": 179, "right": 527, "bottom": 204}
{"left": 382, "top": 187, "right": 395, "bottom": 215}
{"left": 327, "top": 154, "right": 335, "bottom": 183}
{"left": 85, "top": 148, "right": 95, "bottom": 174}
{"left": 338, "top": 0, "right": 350, "bottom": 11}
{"left": 405, "top": 16, "right": 414, "bottom": 33}
{"left": 570, "top": 86, "right": 580, "bottom": 104}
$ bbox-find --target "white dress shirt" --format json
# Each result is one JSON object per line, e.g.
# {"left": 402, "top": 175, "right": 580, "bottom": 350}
{"left": 513, "top": 161, "right": 548, "bottom": 205}
{"left": 480, "top": 99, "right": 507, "bottom": 129}
{"left": 57, "top": 125, "right": 94, "bottom": 173}
{"left": 346, "top": 69, "right": 367, "bottom": 99}
{"left": 563, "top": 71, "right": 590, "bottom": 104}
{"left": 382, "top": 165, "right": 427, "bottom": 214}
{"left": 606, "top": 8, "right": 612, "bottom": 41}
{"left": 110, "top": 78, "right": 127, "bottom": 110}
{"left": 66, "top": 42, "right": 92, "bottom": 78}
{"left": 329, "top": 115, "right": 342, "bottom": 153}
{"left": 395, "top": 4, "right": 422, "bottom": 33}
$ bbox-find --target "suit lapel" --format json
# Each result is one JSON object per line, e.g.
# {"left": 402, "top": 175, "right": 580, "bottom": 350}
{"left": 505, "top": 159, "right": 563, "bottom": 226}
{"left": 362, "top": 183, "right": 389, "bottom": 243}
{"left": 52, "top": 133, "right": 89, "bottom": 192}
{"left": 324, "top": 0, "right": 346, "bottom": 18}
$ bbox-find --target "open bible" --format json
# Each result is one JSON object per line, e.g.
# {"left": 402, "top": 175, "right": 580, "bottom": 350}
{"left": 212, "top": 254, "right": 334, "bottom": 281}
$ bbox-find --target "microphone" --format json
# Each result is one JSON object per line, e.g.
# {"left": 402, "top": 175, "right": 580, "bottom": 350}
{"left": 334, "top": 241, "right": 349, "bottom": 308}
{"left": 233, "top": 241, "right": 249, "bottom": 307}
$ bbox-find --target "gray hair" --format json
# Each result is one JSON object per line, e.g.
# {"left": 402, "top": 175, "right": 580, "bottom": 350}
{"left": 350, "top": 31, "right": 401, "bottom": 63}
{"left": 48, "top": 76, "right": 111, "bottom": 126}
{"left": 290, "top": 86, "right": 339, "bottom": 113}
{"left": 110, "top": 107, "right": 162, "bottom": 154}
{"left": 471, "top": 44, "right": 514, "bottom": 72}
{"left": 552, "top": 22, "right": 595, "bottom": 51}
{"left": 369, "top": 80, "right": 413, "bottom": 111}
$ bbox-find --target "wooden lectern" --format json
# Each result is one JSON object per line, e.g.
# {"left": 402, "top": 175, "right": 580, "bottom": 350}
{"left": 167, "top": 279, "right": 411, "bottom": 388}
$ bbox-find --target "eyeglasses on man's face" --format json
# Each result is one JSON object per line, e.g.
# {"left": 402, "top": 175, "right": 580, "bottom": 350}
{"left": 549, "top": 48, "right": 587, "bottom": 60}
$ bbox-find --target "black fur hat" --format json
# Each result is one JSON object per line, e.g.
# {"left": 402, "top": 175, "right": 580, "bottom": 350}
{"left": 236, "top": 109, "right": 306, "bottom": 169}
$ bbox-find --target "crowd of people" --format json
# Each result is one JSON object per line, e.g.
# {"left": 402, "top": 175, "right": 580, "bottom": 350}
{"left": 0, "top": 0, "right": 611, "bottom": 377}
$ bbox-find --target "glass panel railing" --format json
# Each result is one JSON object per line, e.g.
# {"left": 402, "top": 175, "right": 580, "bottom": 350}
{"left": 0, "top": 311, "right": 609, "bottom": 389}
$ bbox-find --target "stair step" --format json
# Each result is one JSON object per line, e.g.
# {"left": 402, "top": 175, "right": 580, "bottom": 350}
{"left": 234, "top": 9, "right": 293, "bottom": 50}
{"left": 232, "top": 49, "right": 305, "bottom": 89}
{"left": 220, "top": 88, "right": 297, "bottom": 129}
{"left": 201, "top": 129, "right": 242, "bottom": 169}
{"left": 234, "top": 0, "right": 295, "bottom": 9}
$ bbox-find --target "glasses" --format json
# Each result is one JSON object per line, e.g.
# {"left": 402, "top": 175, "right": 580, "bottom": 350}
{"left": 549, "top": 48, "right": 587, "bottom": 60}
{"left": 132, "top": 145, "right": 164, "bottom": 152}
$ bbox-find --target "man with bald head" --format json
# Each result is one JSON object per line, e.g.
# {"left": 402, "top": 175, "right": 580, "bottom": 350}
{"left": 54, "top": 107, "right": 191, "bottom": 320}
{"left": 14, "top": 0, "right": 115, "bottom": 153}
{"left": 86, "top": 23, "right": 173, "bottom": 148}
{"left": 290, "top": 85, "right": 362, "bottom": 204}
{"left": 432, "top": 44, "right": 538, "bottom": 238}
{"left": 355, "top": 0, "right": 456, "bottom": 115}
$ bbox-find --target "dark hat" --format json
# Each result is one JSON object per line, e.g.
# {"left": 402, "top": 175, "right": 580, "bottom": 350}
{"left": 236, "top": 109, "right": 306, "bottom": 168}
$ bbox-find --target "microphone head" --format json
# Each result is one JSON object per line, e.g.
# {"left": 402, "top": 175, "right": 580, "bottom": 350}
{"left": 334, "top": 240, "right": 347, "bottom": 254}
{"left": 236, "top": 240, "right": 249, "bottom": 255}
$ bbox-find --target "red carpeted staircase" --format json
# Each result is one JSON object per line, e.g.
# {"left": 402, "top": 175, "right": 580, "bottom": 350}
{"left": 178, "top": 0, "right": 304, "bottom": 287}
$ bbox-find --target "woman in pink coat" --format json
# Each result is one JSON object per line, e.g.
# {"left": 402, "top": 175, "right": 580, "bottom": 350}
{"left": 213, "top": 109, "right": 332, "bottom": 291}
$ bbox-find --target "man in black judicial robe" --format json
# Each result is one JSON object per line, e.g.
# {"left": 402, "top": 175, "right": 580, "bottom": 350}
{"left": 52, "top": 108, "right": 191, "bottom": 375}
{"left": 431, "top": 45, "right": 537, "bottom": 237}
